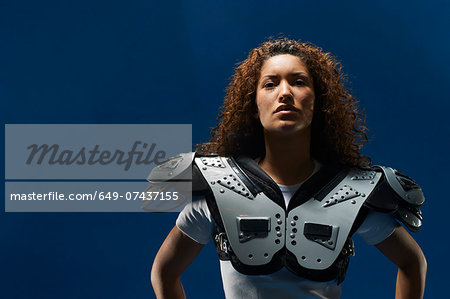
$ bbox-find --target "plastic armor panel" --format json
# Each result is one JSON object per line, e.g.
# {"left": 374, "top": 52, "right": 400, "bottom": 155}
{"left": 371, "top": 166, "right": 424, "bottom": 232}
{"left": 375, "top": 166, "right": 425, "bottom": 206}
{"left": 147, "top": 152, "right": 195, "bottom": 182}
{"left": 196, "top": 156, "right": 286, "bottom": 266}
{"left": 286, "top": 169, "right": 382, "bottom": 270}
{"left": 143, "top": 152, "right": 195, "bottom": 212}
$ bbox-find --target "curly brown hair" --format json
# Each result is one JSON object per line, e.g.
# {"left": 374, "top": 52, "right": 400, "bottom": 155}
{"left": 198, "top": 38, "right": 370, "bottom": 167}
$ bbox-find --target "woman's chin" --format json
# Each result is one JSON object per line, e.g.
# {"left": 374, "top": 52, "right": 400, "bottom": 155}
{"left": 265, "top": 123, "right": 311, "bottom": 137}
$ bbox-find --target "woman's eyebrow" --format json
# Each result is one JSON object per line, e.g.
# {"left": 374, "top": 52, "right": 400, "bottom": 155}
{"left": 291, "top": 72, "right": 309, "bottom": 77}
{"left": 261, "top": 74, "right": 278, "bottom": 79}
{"left": 260, "top": 72, "right": 310, "bottom": 81}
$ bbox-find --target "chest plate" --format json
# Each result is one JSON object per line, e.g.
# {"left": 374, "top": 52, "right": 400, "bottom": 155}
{"left": 196, "top": 156, "right": 286, "bottom": 265}
{"left": 286, "top": 169, "right": 382, "bottom": 269}
{"left": 196, "top": 157, "right": 381, "bottom": 270}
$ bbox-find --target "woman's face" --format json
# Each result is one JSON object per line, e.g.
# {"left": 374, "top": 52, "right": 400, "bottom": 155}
{"left": 255, "top": 54, "right": 315, "bottom": 137}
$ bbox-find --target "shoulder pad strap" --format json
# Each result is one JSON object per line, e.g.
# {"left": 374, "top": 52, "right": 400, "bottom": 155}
{"left": 365, "top": 166, "right": 425, "bottom": 232}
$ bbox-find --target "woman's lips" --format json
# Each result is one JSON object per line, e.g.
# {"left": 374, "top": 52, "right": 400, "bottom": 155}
{"left": 274, "top": 105, "right": 299, "bottom": 113}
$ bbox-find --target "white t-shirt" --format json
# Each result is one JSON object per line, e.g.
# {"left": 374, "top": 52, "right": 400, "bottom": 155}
{"left": 176, "top": 164, "right": 398, "bottom": 299}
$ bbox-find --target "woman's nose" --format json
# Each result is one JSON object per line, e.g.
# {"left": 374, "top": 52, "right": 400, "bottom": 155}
{"left": 279, "top": 81, "right": 293, "bottom": 102}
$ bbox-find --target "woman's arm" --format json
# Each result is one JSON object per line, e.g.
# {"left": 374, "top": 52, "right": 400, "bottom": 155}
{"left": 375, "top": 225, "right": 427, "bottom": 299}
{"left": 151, "top": 226, "right": 204, "bottom": 299}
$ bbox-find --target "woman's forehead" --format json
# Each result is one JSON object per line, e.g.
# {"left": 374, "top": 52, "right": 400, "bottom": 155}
{"left": 260, "top": 54, "right": 310, "bottom": 77}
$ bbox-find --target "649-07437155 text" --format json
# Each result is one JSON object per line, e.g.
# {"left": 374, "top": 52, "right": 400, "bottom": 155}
{"left": 9, "top": 191, "right": 180, "bottom": 201}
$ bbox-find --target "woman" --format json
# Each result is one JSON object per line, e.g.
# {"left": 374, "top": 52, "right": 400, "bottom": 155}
{"left": 150, "top": 38, "right": 427, "bottom": 298}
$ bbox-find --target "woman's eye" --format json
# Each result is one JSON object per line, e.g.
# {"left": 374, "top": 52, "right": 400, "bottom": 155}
{"left": 263, "top": 82, "right": 275, "bottom": 88}
{"left": 295, "top": 79, "right": 306, "bottom": 86}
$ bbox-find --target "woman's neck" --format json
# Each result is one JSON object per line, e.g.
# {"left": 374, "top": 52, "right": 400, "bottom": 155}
{"left": 258, "top": 129, "right": 314, "bottom": 185}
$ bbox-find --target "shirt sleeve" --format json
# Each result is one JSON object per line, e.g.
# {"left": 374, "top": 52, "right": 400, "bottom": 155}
{"left": 175, "top": 196, "right": 215, "bottom": 245}
{"left": 355, "top": 210, "right": 399, "bottom": 245}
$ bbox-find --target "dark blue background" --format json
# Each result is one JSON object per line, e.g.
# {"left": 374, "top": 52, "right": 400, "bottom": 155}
{"left": 1, "top": 1, "right": 449, "bottom": 298}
